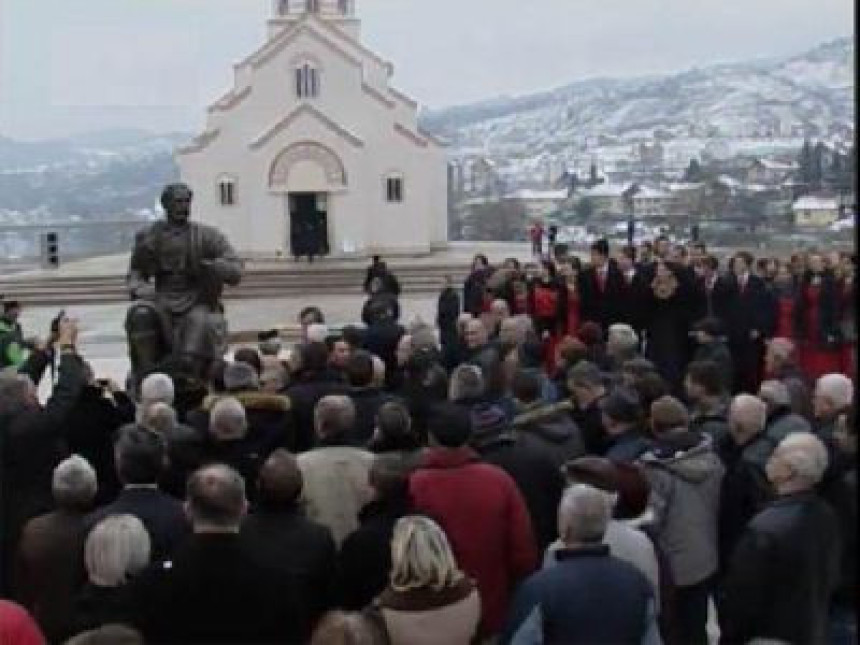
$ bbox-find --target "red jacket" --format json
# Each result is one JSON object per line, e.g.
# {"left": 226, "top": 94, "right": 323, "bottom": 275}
{"left": 0, "top": 601, "right": 45, "bottom": 645}
{"left": 409, "top": 447, "right": 537, "bottom": 635}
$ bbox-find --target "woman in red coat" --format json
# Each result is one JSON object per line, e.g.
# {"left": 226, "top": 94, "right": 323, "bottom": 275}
{"left": 557, "top": 261, "right": 582, "bottom": 336}
{"left": 794, "top": 253, "right": 842, "bottom": 381}
{"left": 772, "top": 263, "right": 799, "bottom": 339}
{"left": 836, "top": 253, "right": 856, "bottom": 380}
{"left": 527, "top": 261, "right": 568, "bottom": 373}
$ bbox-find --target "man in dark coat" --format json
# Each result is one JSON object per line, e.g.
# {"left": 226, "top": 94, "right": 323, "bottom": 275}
{"left": 345, "top": 350, "right": 395, "bottom": 446}
{"left": 470, "top": 400, "right": 565, "bottom": 553}
{"left": 437, "top": 276, "right": 461, "bottom": 365}
{"left": 239, "top": 450, "right": 335, "bottom": 624}
{"left": 579, "top": 239, "right": 626, "bottom": 334}
{"left": 337, "top": 453, "right": 412, "bottom": 610}
{"left": 64, "top": 370, "right": 136, "bottom": 505}
{"left": 14, "top": 455, "right": 96, "bottom": 643}
{"left": 286, "top": 342, "right": 348, "bottom": 450}
{"left": 724, "top": 252, "right": 770, "bottom": 394}
{"left": 361, "top": 300, "right": 405, "bottom": 391}
{"left": 685, "top": 360, "right": 731, "bottom": 444}
{"left": 131, "top": 464, "right": 308, "bottom": 643}
{"left": 85, "top": 425, "right": 190, "bottom": 563}
{"left": 503, "top": 483, "right": 659, "bottom": 644}
{"left": 566, "top": 361, "right": 609, "bottom": 455}
{"left": 600, "top": 388, "right": 652, "bottom": 463}
{"left": 363, "top": 255, "right": 400, "bottom": 296}
{"left": 0, "top": 318, "right": 85, "bottom": 596}
{"left": 718, "top": 433, "right": 841, "bottom": 645}
{"left": 715, "top": 395, "right": 775, "bottom": 575}
{"left": 510, "top": 369, "right": 585, "bottom": 468}
{"left": 693, "top": 255, "right": 734, "bottom": 326}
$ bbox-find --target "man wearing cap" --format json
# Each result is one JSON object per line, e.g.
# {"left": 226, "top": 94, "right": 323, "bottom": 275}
{"left": 601, "top": 387, "right": 652, "bottom": 463}
{"left": 637, "top": 395, "right": 724, "bottom": 645}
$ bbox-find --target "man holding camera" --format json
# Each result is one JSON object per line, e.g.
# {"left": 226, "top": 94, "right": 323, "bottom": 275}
{"left": 0, "top": 315, "right": 85, "bottom": 595}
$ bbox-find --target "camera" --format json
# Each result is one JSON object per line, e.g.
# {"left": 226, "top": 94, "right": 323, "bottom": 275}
{"left": 50, "top": 309, "right": 67, "bottom": 339}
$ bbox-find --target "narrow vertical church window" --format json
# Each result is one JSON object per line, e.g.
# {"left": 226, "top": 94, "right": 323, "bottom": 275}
{"left": 219, "top": 178, "right": 236, "bottom": 206}
{"left": 306, "top": 0, "right": 320, "bottom": 12}
{"left": 386, "top": 176, "right": 404, "bottom": 203}
{"left": 278, "top": 0, "right": 289, "bottom": 15}
{"left": 338, "top": 0, "right": 351, "bottom": 14}
{"left": 296, "top": 64, "right": 320, "bottom": 98}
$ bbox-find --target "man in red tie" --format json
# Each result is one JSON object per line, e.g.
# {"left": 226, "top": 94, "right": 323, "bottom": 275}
{"left": 579, "top": 239, "right": 624, "bottom": 335}
{"left": 725, "top": 252, "right": 769, "bottom": 394}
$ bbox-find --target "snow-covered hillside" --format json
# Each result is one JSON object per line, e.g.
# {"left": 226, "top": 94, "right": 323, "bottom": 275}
{"left": 422, "top": 37, "right": 854, "bottom": 157}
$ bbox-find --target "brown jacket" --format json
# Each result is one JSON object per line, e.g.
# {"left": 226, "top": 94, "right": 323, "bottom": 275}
{"left": 375, "top": 578, "right": 481, "bottom": 645}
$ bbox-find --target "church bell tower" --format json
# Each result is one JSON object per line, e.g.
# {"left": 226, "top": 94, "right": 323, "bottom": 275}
{"left": 269, "top": 0, "right": 360, "bottom": 40}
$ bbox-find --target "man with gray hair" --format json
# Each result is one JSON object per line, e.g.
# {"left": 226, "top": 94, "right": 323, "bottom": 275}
{"left": 606, "top": 323, "right": 640, "bottom": 368}
{"left": 716, "top": 394, "right": 777, "bottom": 574}
{"left": 131, "top": 464, "right": 307, "bottom": 643}
{"left": 566, "top": 361, "right": 609, "bottom": 455}
{"left": 813, "top": 373, "right": 854, "bottom": 439}
{"left": 504, "top": 484, "right": 659, "bottom": 644}
{"left": 15, "top": 456, "right": 98, "bottom": 641}
{"left": 139, "top": 372, "right": 175, "bottom": 408}
{"left": 297, "top": 395, "right": 373, "bottom": 545}
{"left": 719, "top": 433, "right": 841, "bottom": 645}
{"left": 758, "top": 379, "right": 811, "bottom": 443}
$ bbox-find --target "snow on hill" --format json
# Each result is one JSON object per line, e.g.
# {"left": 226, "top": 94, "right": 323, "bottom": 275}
{"left": 421, "top": 37, "right": 854, "bottom": 158}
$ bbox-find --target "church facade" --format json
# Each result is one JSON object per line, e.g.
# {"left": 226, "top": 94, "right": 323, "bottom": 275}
{"left": 177, "top": 0, "right": 448, "bottom": 259}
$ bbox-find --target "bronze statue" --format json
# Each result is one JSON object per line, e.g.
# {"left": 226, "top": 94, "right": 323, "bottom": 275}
{"left": 125, "top": 183, "right": 243, "bottom": 385}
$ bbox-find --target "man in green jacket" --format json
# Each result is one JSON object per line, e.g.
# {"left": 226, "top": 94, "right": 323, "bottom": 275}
{"left": 0, "top": 301, "right": 27, "bottom": 369}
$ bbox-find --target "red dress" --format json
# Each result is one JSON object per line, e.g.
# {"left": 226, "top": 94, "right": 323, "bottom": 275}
{"left": 566, "top": 286, "right": 581, "bottom": 337}
{"left": 839, "top": 279, "right": 855, "bottom": 379}
{"left": 774, "top": 296, "right": 795, "bottom": 339}
{"left": 799, "top": 284, "right": 841, "bottom": 380}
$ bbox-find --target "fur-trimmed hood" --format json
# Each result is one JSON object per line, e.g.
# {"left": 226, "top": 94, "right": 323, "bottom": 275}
{"left": 202, "top": 390, "right": 291, "bottom": 413}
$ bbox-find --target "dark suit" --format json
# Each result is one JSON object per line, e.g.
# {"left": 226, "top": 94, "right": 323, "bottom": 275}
{"left": 579, "top": 261, "right": 626, "bottom": 333}
{"left": 695, "top": 275, "right": 735, "bottom": 326}
{"left": 131, "top": 533, "right": 308, "bottom": 644}
{"left": 724, "top": 274, "right": 770, "bottom": 393}
{"left": 85, "top": 487, "right": 190, "bottom": 562}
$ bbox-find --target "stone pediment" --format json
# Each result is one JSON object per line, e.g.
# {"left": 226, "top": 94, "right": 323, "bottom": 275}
{"left": 249, "top": 104, "right": 364, "bottom": 151}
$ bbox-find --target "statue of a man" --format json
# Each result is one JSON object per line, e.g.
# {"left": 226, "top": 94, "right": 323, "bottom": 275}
{"left": 125, "top": 183, "right": 243, "bottom": 384}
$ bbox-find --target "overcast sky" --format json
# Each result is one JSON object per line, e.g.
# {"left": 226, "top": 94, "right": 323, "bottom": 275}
{"left": 0, "top": 0, "right": 853, "bottom": 140}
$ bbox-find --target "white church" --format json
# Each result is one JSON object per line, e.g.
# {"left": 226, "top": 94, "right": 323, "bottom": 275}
{"left": 177, "top": 0, "right": 448, "bottom": 259}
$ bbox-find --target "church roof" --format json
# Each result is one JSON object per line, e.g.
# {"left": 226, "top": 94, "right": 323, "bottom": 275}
{"left": 251, "top": 104, "right": 364, "bottom": 150}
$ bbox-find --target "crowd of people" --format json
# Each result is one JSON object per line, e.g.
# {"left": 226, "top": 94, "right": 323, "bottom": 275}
{"left": 0, "top": 236, "right": 855, "bottom": 645}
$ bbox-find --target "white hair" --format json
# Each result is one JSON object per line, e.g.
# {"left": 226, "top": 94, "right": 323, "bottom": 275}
{"left": 53, "top": 455, "right": 98, "bottom": 508}
{"left": 209, "top": 397, "right": 248, "bottom": 441}
{"left": 816, "top": 374, "right": 854, "bottom": 410}
{"left": 558, "top": 483, "right": 612, "bottom": 545}
{"left": 85, "top": 515, "right": 151, "bottom": 587}
{"left": 139, "top": 402, "right": 178, "bottom": 435}
{"left": 140, "top": 373, "right": 174, "bottom": 406}
{"left": 607, "top": 324, "right": 639, "bottom": 356}
{"left": 730, "top": 394, "right": 768, "bottom": 437}
{"left": 306, "top": 323, "right": 329, "bottom": 343}
{"left": 774, "top": 433, "right": 829, "bottom": 486}
{"left": 759, "top": 380, "right": 791, "bottom": 408}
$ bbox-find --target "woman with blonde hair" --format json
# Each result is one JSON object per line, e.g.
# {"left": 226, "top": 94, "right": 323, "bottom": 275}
{"left": 73, "top": 515, "right": 151, "bottom": 633}
{"left": 373, "top": 516, "right": 480, "bottom": 645}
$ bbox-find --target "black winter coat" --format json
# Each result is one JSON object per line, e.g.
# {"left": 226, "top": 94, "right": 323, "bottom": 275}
{"left": 0, "top": 350, "right": 85, "bottom": 595}
{"left": 239, "top": 503, "right": 336, "bottom": 622}
{"left": 131, "top": 533, "right": 309, "bottom": 644}
{"left": 64, "top": 386, "right": 136, "bottom": 505}
{"left": 336, "top": 494, "right": 411, "bottom": 610}
{"left": 718, "top": 492, "right": 841, "bottom": 645}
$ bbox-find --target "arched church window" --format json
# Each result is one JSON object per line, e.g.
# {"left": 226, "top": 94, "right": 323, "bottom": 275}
{"left": 295, "top": 64, "right": 320, "bottom": 98}
{"left": 386, "top": 174, "right": 404, "bottom": 203}
{"left": 278, "top": 0, "right": 289, "bottom": 15}
{"left": 306, "top": 0, "right": 320, "bottom": 12}
{"left": 218, "top": 177, "right": 237, "bottom": 206}
{"left": 338, "top": 0, "right": 352, "bottom": 15}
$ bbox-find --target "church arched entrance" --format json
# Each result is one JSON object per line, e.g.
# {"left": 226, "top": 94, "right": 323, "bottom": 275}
{"left": 269, "top": 142, "right": 347, "bottom": 259}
